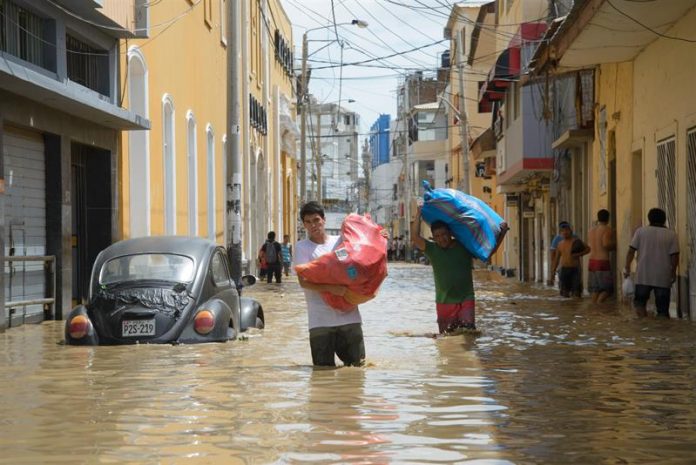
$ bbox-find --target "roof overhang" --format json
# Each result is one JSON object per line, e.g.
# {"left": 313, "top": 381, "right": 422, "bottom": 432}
{"left": 552, "top": 128, "right": 594, "bottom": 150}
{"left": 471, "top": 128, "right": 495, "bottom": 161}
{"left": 1, "top": 55, "right": 149, "bottom": 130}
{"left": 532, "top": 0, "right": 696, "bottom": 74}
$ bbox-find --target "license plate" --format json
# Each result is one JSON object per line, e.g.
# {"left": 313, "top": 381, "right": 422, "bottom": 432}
{"left": 122, "top": 319, "right": 156, "bottom": 337}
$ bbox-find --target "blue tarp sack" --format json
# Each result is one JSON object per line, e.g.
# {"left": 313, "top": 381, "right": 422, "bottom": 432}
{"left": 421, "top": 180, "right": 505, "bottom": 262}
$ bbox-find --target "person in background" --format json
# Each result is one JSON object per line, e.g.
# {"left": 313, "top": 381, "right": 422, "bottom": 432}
{"left": 587, "top": 209, "right": 616, "bottom": 303}
{"left": 294, "top": 201, "right": 366, "bottom": 367}
{"left": 281, "top": 234, "right": 293, "bottom": 277}
{"left": 547, "top": 221, "right": 577, "bottom": 286}
{"left": 549, "top": 223, "right": 591, "bottom": 298}
{"left": 257, "top": 247, "right": 267, "bottom": 280}
{"left": 262, "top": 231, "right": 282, "bottom": 284}
{"left": 624, "top": 208, "right": 679, "bottom": 318}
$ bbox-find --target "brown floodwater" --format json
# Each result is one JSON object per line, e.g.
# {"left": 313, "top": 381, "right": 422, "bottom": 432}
{"left": 2, "top": 263, "right": 696, "bottom": 464}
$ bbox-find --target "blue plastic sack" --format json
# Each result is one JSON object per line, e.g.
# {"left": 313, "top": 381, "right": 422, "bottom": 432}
{"left": 421, "top": 180, "right": 505, "bottom": 261}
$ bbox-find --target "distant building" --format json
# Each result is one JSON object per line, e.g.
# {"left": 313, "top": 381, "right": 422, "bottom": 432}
{"left": 301, "top": 98, "right": 360, "bottom": 212}
{"left": 370, "top": 114, "right": 391, "bottom": 169}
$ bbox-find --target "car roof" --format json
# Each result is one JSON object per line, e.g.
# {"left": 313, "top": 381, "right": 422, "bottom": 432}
{"left": 99, "top": 236, "right": 219, "bottom": 262}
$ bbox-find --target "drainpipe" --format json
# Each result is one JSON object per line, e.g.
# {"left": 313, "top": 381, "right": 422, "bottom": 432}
{"left": 227, "top": 0, "right": 243, "bottom": 283}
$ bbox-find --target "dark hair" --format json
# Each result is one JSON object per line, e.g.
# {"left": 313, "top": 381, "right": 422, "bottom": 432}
{"left": 648, "top": 208, "right": 666, "bottom": 226}
{"left": 300, "top": 201, "right": 325, "bottom": 221}
{"left": 558, "top": 221, "right": 571, "bottom": 229}
{"left": 431, "top": 221, "right": 449, "bottom": 232}
{"left": 267, "top": 231, "right": 276, "bottom": 240}
{"left": 597, "top": 209, "right": 610, "bottom": 223}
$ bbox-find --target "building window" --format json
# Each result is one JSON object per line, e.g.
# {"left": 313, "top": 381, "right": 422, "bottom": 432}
{"left": 0, "top": 0, "right": 55, "bottom": 71}
{"left": 66, "top": 33, "right": 109, "bottom": 96}
{"left": 657, "top": 137, "right": 676, "bottom": 229}
{"left": 187, "top": 111, "right": 198, "bottom": 236}
{"left": 207, "top": 125, "right": 216, "bottom": 241}
{"left": 163, "top": 95, "right": 176, "bottom": 235}
{"left": 128, "top": 47, "right": 150, "bottom": 237}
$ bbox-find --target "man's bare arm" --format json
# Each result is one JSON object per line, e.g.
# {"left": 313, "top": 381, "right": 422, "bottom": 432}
{"left": 410, "top": 208, "right": 426, "bottom": 251}
{"left": 298, "top": 275, "right": 347, "bottom": 296}
{"left": 624, "top": 247, "right": 636, "bottom": 276}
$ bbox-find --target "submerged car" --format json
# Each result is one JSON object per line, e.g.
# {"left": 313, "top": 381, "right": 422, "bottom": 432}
{"left": 65, "top": 237, "right": 264, "bottom": 345}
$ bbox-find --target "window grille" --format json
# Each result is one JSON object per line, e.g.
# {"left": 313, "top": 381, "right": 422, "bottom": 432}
{"left": 0, "top": 0, "right": 53, "bottom": 71}
{"left": 687, "top": 129, "right": 696, "bottom": 247}
{"left": 657, "top": 137, "right": 677, "bottom": 229}
{"left": 66, "top": 34, "right": 109, "bottom": 96}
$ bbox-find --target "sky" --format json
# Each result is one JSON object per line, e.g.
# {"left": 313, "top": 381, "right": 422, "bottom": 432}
{"left": 282, "top": 0, "right": 470, "bottom": 137}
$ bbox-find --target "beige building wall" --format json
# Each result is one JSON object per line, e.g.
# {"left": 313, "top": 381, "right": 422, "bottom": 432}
{"left": 120, "top": 0, "right": 228, "bottom": 242}
{"left": 590, "top": 62, "right": 634, "bottom": 284}
{"left": 631, "top": 6, "right": 696, "bottom": 279}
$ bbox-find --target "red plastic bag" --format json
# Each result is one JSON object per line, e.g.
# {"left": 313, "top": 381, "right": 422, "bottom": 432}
{"left": 295, "top": 213, "right": 388, "bottom": 311}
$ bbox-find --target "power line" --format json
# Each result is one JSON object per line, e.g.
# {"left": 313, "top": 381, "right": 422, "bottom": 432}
{"left": 605, "top": 0, "right": 696, "bottom": 43}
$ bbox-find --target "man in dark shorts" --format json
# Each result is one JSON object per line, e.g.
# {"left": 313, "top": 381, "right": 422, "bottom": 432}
{"left": 549, "top": 223, "right": 591, "bottom": 297}
{"left": 624, "top": 208, "right": 679, "bottom": 318}
{"left": 294, "top": 201, "right": 365, "bottom": 367}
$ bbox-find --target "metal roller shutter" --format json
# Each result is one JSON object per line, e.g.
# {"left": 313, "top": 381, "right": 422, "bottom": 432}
{"left": 3, "top": 128, "right": 46, "bottom": 324}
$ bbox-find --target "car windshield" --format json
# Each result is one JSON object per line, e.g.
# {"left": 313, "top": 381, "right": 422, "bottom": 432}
{"left": 99, "top": 253, "right": 195, "bottom": 285}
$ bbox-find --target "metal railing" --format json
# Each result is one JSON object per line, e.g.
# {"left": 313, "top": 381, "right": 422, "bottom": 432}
{"left": 5, "top": 255, "right": 56, "bottom": 327}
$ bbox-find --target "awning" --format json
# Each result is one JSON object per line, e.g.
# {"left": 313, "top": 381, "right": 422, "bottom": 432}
{"left": 478, "top": 46, "right": 521, "bottom": 104}
{"left": 552, "top": 128, "right": 594, "bottom": 150}
{"left": 471, "top": 128, "right": 496, "bottom": 161}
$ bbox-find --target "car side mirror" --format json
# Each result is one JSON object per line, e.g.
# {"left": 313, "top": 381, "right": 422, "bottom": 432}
{"left": 240, "top": 274, "right": 256, "bottom": 287}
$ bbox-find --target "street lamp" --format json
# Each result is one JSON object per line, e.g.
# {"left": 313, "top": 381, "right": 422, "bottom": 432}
{"left": 300, "top": 20, "right": 368, "bottom": 205}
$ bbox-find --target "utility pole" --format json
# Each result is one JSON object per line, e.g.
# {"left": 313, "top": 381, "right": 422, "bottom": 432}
{"left": 299, "top": 33, "right": 308, "bottom": 204}
{"left": 316, "top": 107, "right": 322, "bottom": 203}
{"left": 456, "top": 28, "right": 470, "bottom": 194}
{"left": 226, "top": 0, "right": 242, "bottom": 282}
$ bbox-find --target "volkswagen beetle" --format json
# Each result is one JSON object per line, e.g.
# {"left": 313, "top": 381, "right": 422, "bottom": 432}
{"left": 65, "top": 237, "right": 264, "bottom": 345}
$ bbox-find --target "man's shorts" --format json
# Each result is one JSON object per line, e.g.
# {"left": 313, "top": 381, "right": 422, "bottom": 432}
{"left": 436, "top": 300, "right": 475, "bottom": 334}
{"left": 559, "top": 266, "right": 582, "bottom": 297}
{"left": 588, "top": 259, "right": 614, "bottom": 293}
{"left": 309, "top": 323, "right": 365, "bottom": 367}
{"left": 633, "top": 284, "right": 671, "bottom": 317}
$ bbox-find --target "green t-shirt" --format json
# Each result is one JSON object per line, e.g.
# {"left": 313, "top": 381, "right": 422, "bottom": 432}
{"left": 424, "top": 241, "right": 475, "bottom": 303}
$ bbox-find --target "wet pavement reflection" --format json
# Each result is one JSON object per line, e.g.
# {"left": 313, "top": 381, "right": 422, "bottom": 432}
{"left": 2, "top": 263, "right": 696, "bottom": 464}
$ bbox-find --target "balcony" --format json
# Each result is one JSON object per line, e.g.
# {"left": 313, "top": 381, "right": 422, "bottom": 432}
{"left": 497, "top": 84, "right": 553, "bottom": 185}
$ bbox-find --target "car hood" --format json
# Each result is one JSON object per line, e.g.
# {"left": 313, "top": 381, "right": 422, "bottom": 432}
{"left": 92, "top": 286, "right": 192, "bottom": 317}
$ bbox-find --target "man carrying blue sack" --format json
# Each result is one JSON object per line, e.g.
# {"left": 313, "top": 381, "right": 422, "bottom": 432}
{"left": 411, "top": 206, "right": 508, "bottom": 335}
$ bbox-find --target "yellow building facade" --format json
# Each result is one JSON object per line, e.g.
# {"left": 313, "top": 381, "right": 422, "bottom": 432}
{"left": 120, "top": 0, "right": 228, "bottom": 242}
{"left": 241, "top": 0, "right": 297, "bottom": 271}
{"left": 118, "top": 0, "right": 297, "bottom": 274}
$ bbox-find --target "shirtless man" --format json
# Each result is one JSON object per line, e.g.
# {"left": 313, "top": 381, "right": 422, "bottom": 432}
{"left": 587, "top": 209, "right": 616, "bottom": 303}
{"left": 549, "top": 223, "right": 591, "bottom": 298}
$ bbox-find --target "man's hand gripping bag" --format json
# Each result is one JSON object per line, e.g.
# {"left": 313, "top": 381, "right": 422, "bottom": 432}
{"left": 295, "top": 213, "right": 388, "bottom": 311}
{"left": 420, "top": 180, "right": 505, "bottom": 262}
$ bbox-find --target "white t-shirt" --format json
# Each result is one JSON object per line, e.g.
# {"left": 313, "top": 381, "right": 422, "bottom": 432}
{"left": 294, "top": 235, "right": 362, "bottom": 330}
{"left": 630, "top": 225, "right": 679, "bottom": 288}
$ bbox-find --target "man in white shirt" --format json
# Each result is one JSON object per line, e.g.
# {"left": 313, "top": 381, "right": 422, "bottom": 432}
{"left": 624, "top": 208, "right": 679, "bottom": 318}
{"left": 294, "top": 201, "right": 364, "bottom": 367}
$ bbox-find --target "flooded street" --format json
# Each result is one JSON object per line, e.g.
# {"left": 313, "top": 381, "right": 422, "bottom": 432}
{"left": 2, "top": 263, "right": 696, "bottom": 464}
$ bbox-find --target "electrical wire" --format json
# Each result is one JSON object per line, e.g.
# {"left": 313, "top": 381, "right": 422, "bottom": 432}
{"left": 605, "top": 0, "right": 696, "bottom": 43}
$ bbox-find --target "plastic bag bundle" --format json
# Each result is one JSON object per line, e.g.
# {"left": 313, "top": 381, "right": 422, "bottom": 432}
{"left": 420, "top": 180, "right": 506, "bottom": 262}
{"left": 295, "top": 213, "right": 388, "bottom": 311}
{"left": 622, "top": 276, "right": 635, "bottom": 297}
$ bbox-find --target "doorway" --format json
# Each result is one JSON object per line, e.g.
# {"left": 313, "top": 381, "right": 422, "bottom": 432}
{"left": 71, "top": 143, "right": 112, "bottom": 304}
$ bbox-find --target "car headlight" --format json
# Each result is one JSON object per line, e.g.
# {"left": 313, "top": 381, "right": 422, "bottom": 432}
{"left": 69, "top": 315, "right": 91, "bottom": 339}
{"left": 194, "top": 310, "right": 215, "bottom": 335}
